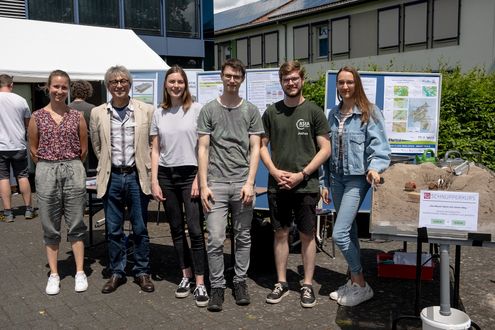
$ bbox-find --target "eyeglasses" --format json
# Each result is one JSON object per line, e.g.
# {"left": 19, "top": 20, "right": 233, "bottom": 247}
{"left": 282, "top": 76, "right": 301, "bottom": 84}
{"left": 109, "top": 79, "right": 130, "bottom": 87}
{"left": 223, "top": 74, "right": 243, "bottom": 81}
{"left": 338, "top": 80, "right": 355, "bottom": 86}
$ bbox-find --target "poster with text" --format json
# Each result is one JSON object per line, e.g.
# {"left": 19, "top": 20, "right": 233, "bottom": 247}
{"left": 419, "top": 190, "right": 479, "bottom": 232}
{"left": 246, "top": 70, "right": 284, "bottom": 115}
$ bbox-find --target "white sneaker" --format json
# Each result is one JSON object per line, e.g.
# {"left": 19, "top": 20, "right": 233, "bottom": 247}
{"left": 329, "top": 279, "right": 352, "bottom": 301}
{"left": 75, "top": 272, "right": 88, "bottom": 292}
{"left": 337, "top": 282, "right": 374, "bottom": 307}
{"left": 46, "top": 274, "right": 60, "bottom": 295}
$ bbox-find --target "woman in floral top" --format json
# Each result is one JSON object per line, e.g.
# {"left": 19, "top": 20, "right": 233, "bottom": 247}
{"left": 28, "top": 70, "right": 88, "bottom": 295}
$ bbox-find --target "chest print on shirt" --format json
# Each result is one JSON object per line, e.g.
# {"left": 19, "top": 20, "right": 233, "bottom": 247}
{"left": 296, "top": 118, "right": 310, "bottom": 136}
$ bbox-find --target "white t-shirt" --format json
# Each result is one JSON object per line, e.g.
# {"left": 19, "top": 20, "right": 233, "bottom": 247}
{"left": 0, "top": 92, "right": 31, "bottom": 150}
{"left": 150, "top": 102, "right": 202, "bottom": 167}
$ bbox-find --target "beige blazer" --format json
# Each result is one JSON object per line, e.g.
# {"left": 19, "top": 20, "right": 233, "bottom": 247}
{"left": 90, "top": 98, "right": 154, "bottom": 199}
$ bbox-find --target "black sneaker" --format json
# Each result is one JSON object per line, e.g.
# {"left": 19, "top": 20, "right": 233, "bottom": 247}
{"left": 233, "top": 281, "right": 250, "bottom": 306}
{"left": 300, "top": 284, "right": 316, "bottom": 308}
{"left": 175, "top": 277, "right": 193, "bottom": 298}
{"left": 207, "top": 288, "right": 224, "bottom": 312}
{"left": 193, "top": 284, "right": 209, "bottom": 307}
{"left": 266, "top": 282, "right": 289, "bottom": 304}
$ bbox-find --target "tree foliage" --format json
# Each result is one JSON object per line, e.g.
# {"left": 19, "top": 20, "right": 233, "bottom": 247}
{"left": 302, "top": 68, "right": 495, "bottom": 170}
{"left": 439, "top": 68, "right": 495, "bottom": 170}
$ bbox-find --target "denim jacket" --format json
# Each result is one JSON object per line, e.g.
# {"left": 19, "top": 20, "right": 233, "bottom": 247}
{"left": 323, "top": 104, "right": 391, "bottom": 187}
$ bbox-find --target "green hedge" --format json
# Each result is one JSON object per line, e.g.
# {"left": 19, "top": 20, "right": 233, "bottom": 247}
{"left": 302, "top": 68, "right": 495, "bottom": 171}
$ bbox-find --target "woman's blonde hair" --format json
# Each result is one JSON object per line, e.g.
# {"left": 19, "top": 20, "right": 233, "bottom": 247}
{"left": 160, "top": 65, "right": 192, "bottom": 111}
{"left": 336, "top": 66, "right": 373, "bottom": 123}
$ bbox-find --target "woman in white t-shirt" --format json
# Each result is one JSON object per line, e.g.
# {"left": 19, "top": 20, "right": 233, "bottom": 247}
{"left": 150, "top": 65, "right": 207, "bottom": 307}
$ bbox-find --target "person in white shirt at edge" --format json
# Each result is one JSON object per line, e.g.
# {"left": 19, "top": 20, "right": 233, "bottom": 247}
{"left": 0, "top": 74, "right": 36, "bottom": 222}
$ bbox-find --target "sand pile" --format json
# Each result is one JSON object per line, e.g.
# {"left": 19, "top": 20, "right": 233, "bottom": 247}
{"left": 371, "top": 163, "right": 495, "bottom": 237}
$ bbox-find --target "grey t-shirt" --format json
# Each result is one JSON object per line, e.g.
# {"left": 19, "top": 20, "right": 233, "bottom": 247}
{"left": 0, "top": 92, "right": 31, "bottom": 150}
{"left": 197, "top": 98, "right": 264, "bottom": 183}
{"left": 150, "top": 102, "right": 202, "bottom": 167}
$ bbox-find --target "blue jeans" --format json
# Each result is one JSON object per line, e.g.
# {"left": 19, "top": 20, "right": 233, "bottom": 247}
{"left": 102, "top": 170, "right": 150, "bottom": 277}
{"left": 330, "top": 172, "right": 370, "bottom": 275}
{"left": 205, "top": 181, "right": 253, "bottom": 288}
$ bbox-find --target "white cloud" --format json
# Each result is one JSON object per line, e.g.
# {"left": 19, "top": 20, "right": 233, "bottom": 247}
{"left": 214, "top": 0, "right": 260, "bottom": 13}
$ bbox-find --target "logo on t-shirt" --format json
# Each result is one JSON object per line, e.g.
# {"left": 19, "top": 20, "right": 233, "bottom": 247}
{"left": 296, "top": 119, "right": 310, "bottom": 135}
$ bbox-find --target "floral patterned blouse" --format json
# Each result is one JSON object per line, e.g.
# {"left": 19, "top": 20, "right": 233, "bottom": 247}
{"left": 33, "top": 108, "right": 81, "bottom": 161}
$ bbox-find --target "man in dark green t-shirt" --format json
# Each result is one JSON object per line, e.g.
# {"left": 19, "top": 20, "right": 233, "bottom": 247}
{"left": 260, "top": 61, "right": 330, "bottom": 308}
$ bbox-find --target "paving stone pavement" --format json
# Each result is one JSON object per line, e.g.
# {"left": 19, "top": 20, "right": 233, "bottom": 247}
{"left": 1, "top": 193, "right": 494, "bottom": 329}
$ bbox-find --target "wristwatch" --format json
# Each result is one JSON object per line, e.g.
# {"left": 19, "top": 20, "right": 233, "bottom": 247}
{"left": 301, "top": 169, "right": 310, "bottom": 181}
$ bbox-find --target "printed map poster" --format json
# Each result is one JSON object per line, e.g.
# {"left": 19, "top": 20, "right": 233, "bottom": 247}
{"left": 246, "top": 69, "right": 283, "bottom": 115}
{"left": 197, "top": 71, "right": 247, "bottom": 105}
{"left": 383, "top": 76, "right": 440, "bottom": 154}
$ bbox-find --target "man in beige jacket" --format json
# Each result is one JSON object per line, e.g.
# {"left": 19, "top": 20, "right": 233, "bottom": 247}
{"left": 90, "top": 65, "right": 154, "bottom": 294}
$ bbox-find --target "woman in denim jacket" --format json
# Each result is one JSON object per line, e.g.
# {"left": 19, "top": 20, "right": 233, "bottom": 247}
{"left": 322, "top": 66, "right": 391, "bottom": 307}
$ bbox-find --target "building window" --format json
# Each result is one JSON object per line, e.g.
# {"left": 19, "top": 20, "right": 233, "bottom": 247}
{"left": 125, "top": 0, "right": 161, "bottom": 36}
{"left": 331, "top": 17, "right": 349, "bottom": 57}
{"left": 433, "top": 0, "right": 459, "bottom": 42}
{"left": 293, "top": 25, "right": 309, "bottom": 61}
{"left": 166, "top": 0, "right": 199, "bottom": 39}
{"left": 250, "top": 35, "right": 262, "bottom": 67}
{"left": 28, "top": 0, "right": 73, "bottom": 23}
{"left": 78, "top": 0, "right": 119, "bottom": 28}
{"left": 378, "top": 7, "right": 400, "bottom": 51}
{"left": 264, "top": 32, "right": 278, "bottom": 65}
{"left": 217, "top": 42, "right": 232, "bottom": 69}
{"left": 235, "top": 38, "right": 248, "bottom": 66}
{"left": 236, "top": 38, "right": 248, "bottom": 66}
{"left": 349, "top": 11, "right": 376, "bottom": 58}
{"left": 166, "top": 56, "right": 202, "bottom": 69}
{"left": 404, "top": 1, "right": 428, "bottom": 47}
{"left": 312, "top": 23, "right": 329, "bottom": 61}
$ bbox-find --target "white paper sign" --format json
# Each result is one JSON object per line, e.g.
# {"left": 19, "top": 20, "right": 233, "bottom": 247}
{"left": 419, "top": 190, "right": 479, "bottom": 231}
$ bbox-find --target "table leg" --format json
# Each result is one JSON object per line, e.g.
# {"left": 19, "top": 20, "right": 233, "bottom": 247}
{"left": 439, "top": 244, "right": 451, "bottom": 316}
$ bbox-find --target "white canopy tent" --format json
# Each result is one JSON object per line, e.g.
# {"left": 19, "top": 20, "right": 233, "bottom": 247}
{"left": 0, "top": 17, "right": 169, "bottom": 82}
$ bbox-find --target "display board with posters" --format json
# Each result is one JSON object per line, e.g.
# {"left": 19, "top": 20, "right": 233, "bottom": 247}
{"left": 325, "top": 71, "right": 442, "bottom": 155}
{"left": 195, "top": 69, "right": 283, "bottom": 116}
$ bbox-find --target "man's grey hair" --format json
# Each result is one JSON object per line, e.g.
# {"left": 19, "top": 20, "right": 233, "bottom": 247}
{"left": 104, "top": 65, "right": 133, "bottom": 87}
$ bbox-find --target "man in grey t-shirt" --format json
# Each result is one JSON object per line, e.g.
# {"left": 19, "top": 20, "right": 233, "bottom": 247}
{"left": 197, "top": 59, "right": 264, "bottom": 312}
{"left": 0, "top": 74, "right": 35, "bottom": 222}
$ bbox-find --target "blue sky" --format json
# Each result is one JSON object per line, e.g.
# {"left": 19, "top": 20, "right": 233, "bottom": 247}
{"left": 214, "top": 0, "right": 259, "bottom": 13}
